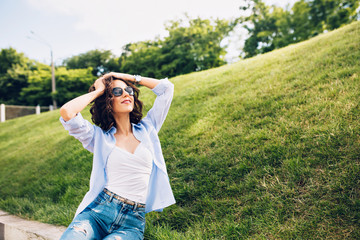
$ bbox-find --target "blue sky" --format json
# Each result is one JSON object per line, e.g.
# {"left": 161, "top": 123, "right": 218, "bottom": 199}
{"left": 0, "top": 0, "right": 298, "bottom": 65}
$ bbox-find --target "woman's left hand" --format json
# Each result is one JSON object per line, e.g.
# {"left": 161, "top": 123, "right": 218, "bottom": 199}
{"left": 103, "top": 72, "right": 135, "bottom": 82}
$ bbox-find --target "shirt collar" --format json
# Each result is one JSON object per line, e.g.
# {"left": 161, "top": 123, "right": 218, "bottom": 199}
{"left": 106, "top": 123, "right": 142, "bottom": 141}
{"left": 132, "top": 123, "right": 143, "bottom": 142}
{"left": 106, "top": 126, "right": 117, "bottom": 134}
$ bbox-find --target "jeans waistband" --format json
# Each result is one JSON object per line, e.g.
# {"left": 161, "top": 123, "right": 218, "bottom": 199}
{"left": 103, "top": 188, "right": 146, "bottom": 209}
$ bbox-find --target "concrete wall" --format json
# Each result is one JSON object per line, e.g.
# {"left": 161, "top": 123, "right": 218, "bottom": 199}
{"left": 0, "top": 211, "right": 66, "bottom": 240}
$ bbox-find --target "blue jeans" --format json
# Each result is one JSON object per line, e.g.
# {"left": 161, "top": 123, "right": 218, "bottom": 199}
{"left": 60, "top": 190, "right": 146, "bottom": 240}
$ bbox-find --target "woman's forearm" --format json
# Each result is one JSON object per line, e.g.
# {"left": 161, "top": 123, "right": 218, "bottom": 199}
{"left": 60, "top": 89, "right": 103, "bottom": 121}
{"left": 102, "top": 72, "right": 161, "bottom": 90}
{"left": 137, "top": 76, "right": 161, "bottom": 89}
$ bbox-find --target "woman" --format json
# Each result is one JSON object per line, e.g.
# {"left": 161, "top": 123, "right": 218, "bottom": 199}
{"left": 59, "top": 72, "right": 176, "bottom": 239}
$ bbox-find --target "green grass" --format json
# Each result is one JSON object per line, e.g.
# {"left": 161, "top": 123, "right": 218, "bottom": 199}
{"left": 1, "top": 21, "right": 360, "bottom": 239}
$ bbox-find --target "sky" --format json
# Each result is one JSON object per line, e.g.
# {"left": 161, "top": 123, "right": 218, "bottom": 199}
{"left": 0, "top": 0, "right": 298, "bottom": 65}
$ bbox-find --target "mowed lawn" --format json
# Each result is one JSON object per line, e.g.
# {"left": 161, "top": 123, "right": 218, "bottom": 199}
{"left": 0, "top": 21, "right": 359, "bottom": 239}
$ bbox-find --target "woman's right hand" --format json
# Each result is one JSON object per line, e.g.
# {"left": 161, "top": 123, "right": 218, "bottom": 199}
{"left": 61, "top": 76, "right": 107, "bottom": 121}
{"left": 94, "top": 76, "right": 106, "bottom": 93}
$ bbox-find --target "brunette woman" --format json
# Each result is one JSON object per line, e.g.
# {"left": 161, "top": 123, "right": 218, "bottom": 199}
{"left": 59, "top": 72, "right": 175, "bottom": 240}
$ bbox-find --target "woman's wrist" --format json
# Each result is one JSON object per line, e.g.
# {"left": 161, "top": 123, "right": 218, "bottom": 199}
{"left": 103, "top": 72, "right": 135, "bottom": 82}
{"left": 93, "top": 88, "right": 105, "bottom": 97}
{"left": 126, "top": 74, "right": 136, "bottom": 82}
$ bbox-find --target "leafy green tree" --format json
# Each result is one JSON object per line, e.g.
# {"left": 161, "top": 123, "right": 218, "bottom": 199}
{"left": 240, "top": 1, "right": 286, "bottom": 57}
{"left": 63, "top": 49, "right": 120, "bottom": 76}
{"left": 20, "top": 66, "right": 95, "bottom": 107}
{"left": 238, "top": 0, "right": 360, "bottom": 58}
{"left": 19, "top": 63, "right": 52, "bottom": 106}
{"left": 0, "top": 48, "right": 27, "bottom": 74}
{"left": 0, "top": 48, "right": 35, "bottom": 104}
{"left": 119, "top": 41, "right": 163, "bottom": 78}
{"left": 161, "top": 17, "right": 234, "bottom": 76}
{"left": 0, "top": 47, "right": 96, "bottom": 106}
{"left": 119, "top": 16, "right": 235, "bottom": 78}
{"left": 308, "top": 0, "right": 360, "bottom": 32}
{"left": 55, "top": 67, "right": 95, "bottom": 106}
{"left": 290, "top": 0, "right": 313, "bottom": 42}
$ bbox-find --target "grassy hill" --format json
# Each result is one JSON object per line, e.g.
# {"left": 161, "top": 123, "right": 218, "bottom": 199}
{"left": 0, "top": 21, "right": 359, "bottom": 239}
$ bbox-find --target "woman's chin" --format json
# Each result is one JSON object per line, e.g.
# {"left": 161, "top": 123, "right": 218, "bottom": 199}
{"left": 113, "top": 107, "right": 134, "bottom": 114}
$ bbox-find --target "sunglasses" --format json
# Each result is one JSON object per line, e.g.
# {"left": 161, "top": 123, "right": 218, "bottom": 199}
{"left": 112, "top": 86, "right": 134, "bottom": 96}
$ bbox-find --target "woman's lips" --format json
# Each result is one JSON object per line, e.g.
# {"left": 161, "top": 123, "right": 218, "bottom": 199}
{"left": 121, "top": 100, "right": 131, "bottom": 104}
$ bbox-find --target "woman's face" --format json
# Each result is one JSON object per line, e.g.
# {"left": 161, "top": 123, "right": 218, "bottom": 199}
{"left": 111, "top": 80, "right": 134, "bottom": 114}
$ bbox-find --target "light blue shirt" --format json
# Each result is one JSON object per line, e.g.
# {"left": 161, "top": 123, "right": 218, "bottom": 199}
{"left": 60, "top": 78, "right": 176, "bottom": 217}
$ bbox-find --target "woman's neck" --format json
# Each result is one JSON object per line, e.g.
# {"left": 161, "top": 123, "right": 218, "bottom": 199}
{"left": 113, "top": 113, "right": 132, "bottom": 136}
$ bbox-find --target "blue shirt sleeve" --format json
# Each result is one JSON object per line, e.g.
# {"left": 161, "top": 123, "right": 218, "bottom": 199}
{"left": 59, "top": 112, "right": 95, "bottom": 153}
{"left": 143, "top": 78, "right": 174, "bottom": 132}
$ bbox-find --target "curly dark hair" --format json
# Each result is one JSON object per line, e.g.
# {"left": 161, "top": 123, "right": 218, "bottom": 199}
{"left": 88, "top": 76, "right": 143, "bottom": 132}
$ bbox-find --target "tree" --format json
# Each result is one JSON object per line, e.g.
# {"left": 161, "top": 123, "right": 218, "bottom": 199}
{"left": 161, "top": 17, "right": 234, "bottom": 76}
{"left": 63, "top": 49, "right": 120, "bottom": 76}
{"left": 308, "top": 0, "right": 360, "bottom": 32}
{"left": 54, "top": 67, "right": 95, "bottom": 106}
{"left": 239, "top": 0, "right": 297, "bottom": 58}
{"left": 119, "top": 16, "right": 235, "bottom": 78}
{"left": 238, "top": 0, "right": 360, "bottom": 58}
{"left": 290, "top": 0, "right": 313, "bottom": 42}
{"left": 0, "top": 48, "right": 35, "bottom": 104}
{"left": 0, "top": 48, "right": 97, "bottom": 106}
{"left": 240, "top": 0, "right": 285, "bottom": 57}
{"left": 20, "top": 66, "right": 95, "bottom": 107}
{"left": 119, "top": 41, "right": 163, "bottom": 78}
{"left": 19, "top": 63, "right": 53, "bottom": 106}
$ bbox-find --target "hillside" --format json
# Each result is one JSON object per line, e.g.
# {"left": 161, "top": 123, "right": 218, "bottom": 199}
{"left": 0, "top": 21, "right": 359, "bottom": 239}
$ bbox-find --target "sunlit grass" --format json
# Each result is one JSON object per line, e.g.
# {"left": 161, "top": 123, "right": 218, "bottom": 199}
{"left": 0, "top": 21, "right": 359, "bottom": 239}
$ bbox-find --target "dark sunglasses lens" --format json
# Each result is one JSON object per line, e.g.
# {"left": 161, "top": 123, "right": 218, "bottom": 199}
{"left": 125, "top": 86, "right": 134, "bottom": 96}
{"left": 112, "top": 87, "right": 123, "bottom": 96}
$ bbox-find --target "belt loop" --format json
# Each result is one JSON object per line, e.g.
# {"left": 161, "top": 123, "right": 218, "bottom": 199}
{"left": 109, "top": 193, "right": 114, "bottom": 202}
{"left": 133, "top": 202, "right": 138, "bottom": 212}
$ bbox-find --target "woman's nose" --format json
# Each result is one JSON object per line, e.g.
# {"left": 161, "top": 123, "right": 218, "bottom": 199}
{"left": 123, "top": 90, "right": 130, "bottom": 97}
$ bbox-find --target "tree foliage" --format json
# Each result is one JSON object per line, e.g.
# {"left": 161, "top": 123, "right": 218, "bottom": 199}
{"left": 119, "top": 41, "right": 163, "bottom": 78}
{"left": 239, "top": 0, "right": 360, "bottom": 58}
{"left": 119, "top": 16, "right": 235, "bottom": 78}
{"left": 161, "top": 17, "right": 234, "bottom": 76}
{"left": 54, "top": 67, "right": 95, "bottom": 106}
{"left": 63, "top": 49, "right": 120, "bottom": 76}
{"left": 0, "top": 48, "right": 34, "bottom": 104}
{"left": 62, "top": 16, "right": 234, "bottom": 79}
{"left": 20, "top": 66, "right": 95, "bottom": 106}
{"left": 0, "top": 47, "right": 95, "bottom": 106}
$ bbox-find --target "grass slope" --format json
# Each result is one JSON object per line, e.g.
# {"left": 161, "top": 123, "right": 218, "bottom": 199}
{"left": 1, "top": 21, "right": 359, "bottom": 239}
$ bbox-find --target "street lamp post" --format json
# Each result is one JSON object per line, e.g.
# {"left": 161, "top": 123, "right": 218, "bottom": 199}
{"left": 50, "top": 49, "right": 56, "bottom": 109}
{"left": 27, "top": 31, "right": 57, "bottom": 109}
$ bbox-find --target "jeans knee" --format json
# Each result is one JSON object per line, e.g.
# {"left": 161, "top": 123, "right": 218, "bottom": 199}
{"left": 73, "top": 225, "right": 87, "bottom": 236}
{"left": 60, "top": 221, "right": 92, "bottom": 240}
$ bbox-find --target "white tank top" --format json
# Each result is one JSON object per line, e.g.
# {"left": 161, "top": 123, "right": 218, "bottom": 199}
{"left": 104, "top": 142, "right": 153, "bottom": 204}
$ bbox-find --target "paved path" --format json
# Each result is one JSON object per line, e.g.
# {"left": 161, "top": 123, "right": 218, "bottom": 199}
{"left": 0, "top": 210, "right": 66, "bottom": 240}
